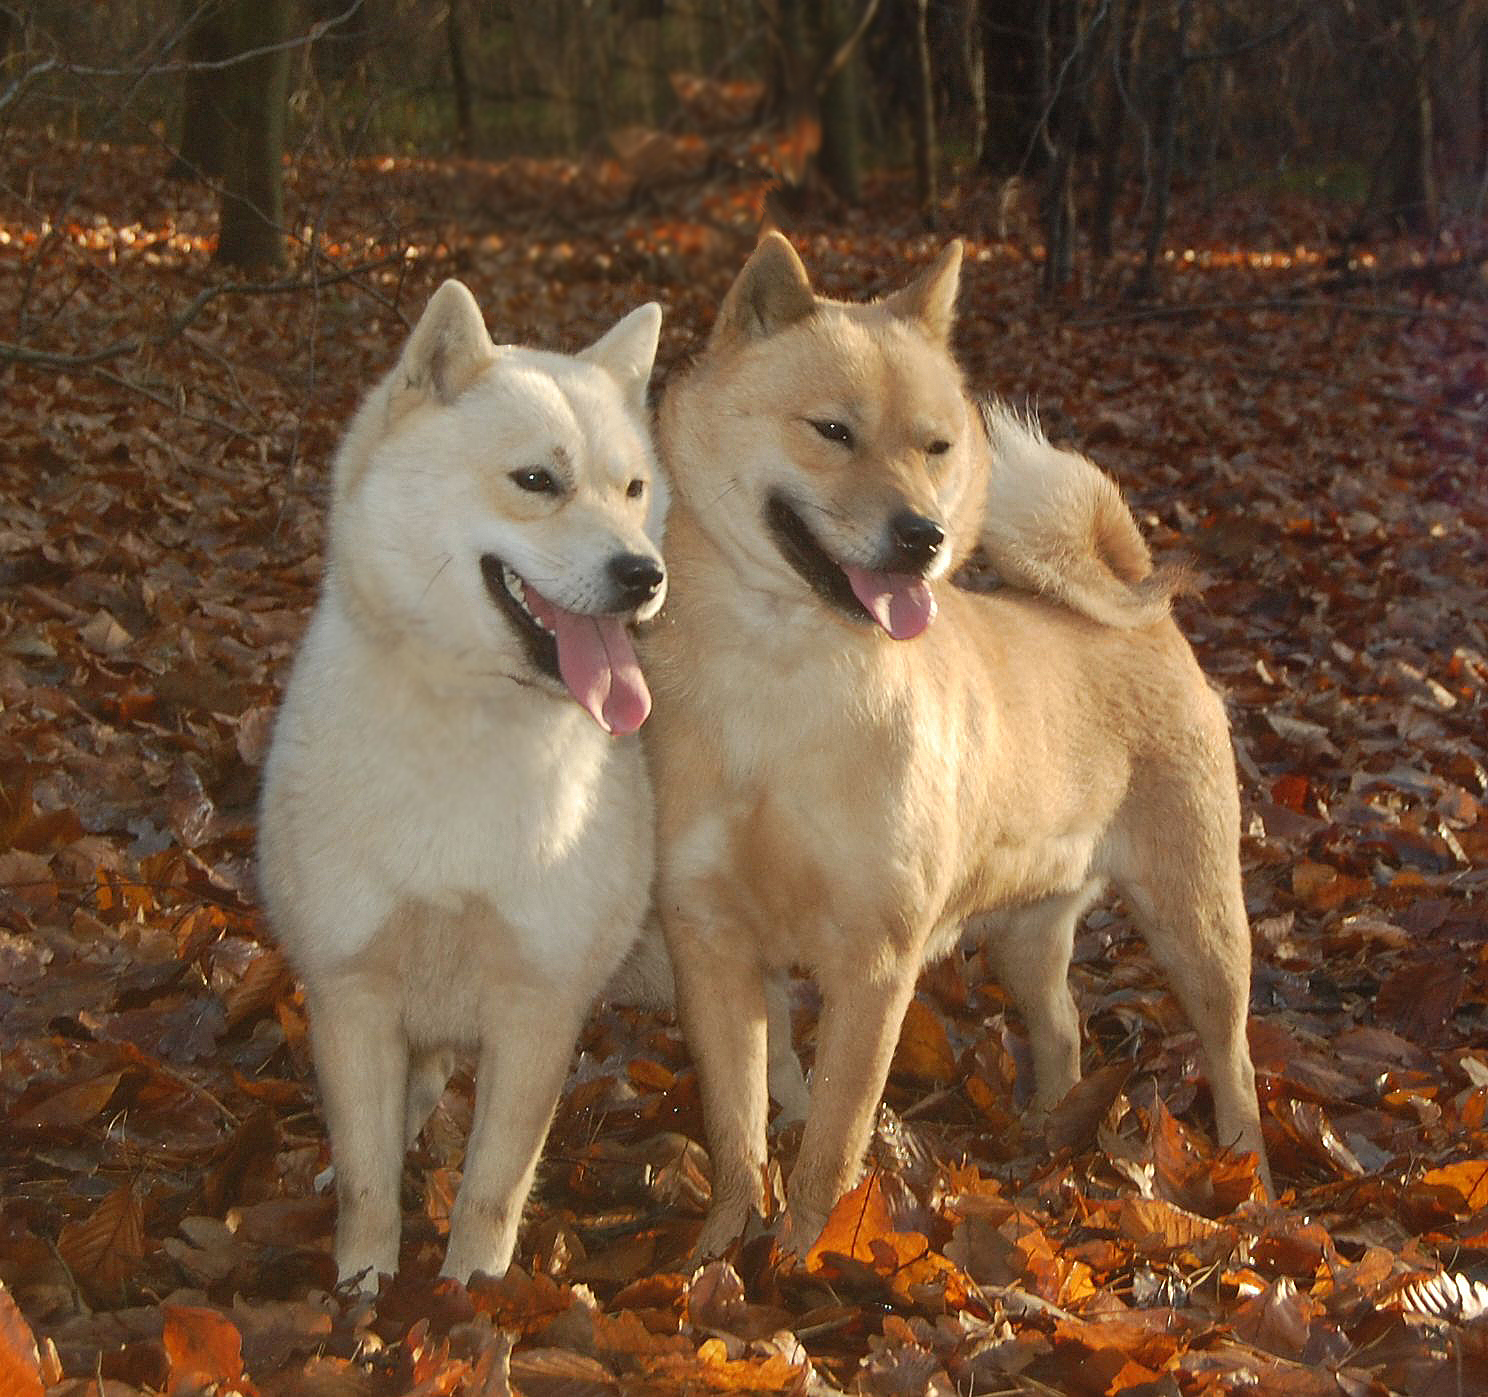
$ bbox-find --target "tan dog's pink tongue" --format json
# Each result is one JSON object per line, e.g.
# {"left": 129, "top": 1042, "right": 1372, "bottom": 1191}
{"left": 841, "top": 565, "right": 937, "bottom": 640}
{"left": 524, "top": 588, "right": 652, "bottom": 735}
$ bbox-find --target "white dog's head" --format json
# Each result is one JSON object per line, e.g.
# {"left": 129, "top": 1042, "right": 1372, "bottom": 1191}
{"left": 331, "top": 281, "right": 668, "bottom": 735}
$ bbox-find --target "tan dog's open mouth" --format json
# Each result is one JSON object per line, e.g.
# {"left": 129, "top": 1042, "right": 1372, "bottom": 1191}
{"left": 764, "top": 493, "right": 937, "bottom": 640}
{"left": 480, "top": 553, "right": 654, "bottom": 734}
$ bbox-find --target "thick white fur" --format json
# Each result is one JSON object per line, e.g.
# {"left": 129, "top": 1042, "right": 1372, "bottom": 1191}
{"left": 978, "top": 402, "right": 1183, "bottom": 628}
{"left": 259, "top": 281, "right": 666, "bottom": 1287}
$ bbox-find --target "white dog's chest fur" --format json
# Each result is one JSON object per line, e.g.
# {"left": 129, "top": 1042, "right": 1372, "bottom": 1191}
{"left": 261, "top": 604, "right": 652, "bottom": 1031}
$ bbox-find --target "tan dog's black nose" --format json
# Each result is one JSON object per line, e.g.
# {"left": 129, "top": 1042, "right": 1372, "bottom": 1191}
{"left": 890, "top": 511, "right": 944, "bottom": 571}
{"left": 609, "top": 554, "right": 665, "bottom": 607}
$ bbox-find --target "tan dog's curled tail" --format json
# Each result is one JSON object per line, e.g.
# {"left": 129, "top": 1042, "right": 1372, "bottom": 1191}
{"left": 977, "top": 401, "right": 1189, "bottom": 629}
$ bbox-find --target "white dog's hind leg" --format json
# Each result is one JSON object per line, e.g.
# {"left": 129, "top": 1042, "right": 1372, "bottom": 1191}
{"left": 765, "top": 974, "right": 810, "bottom": 1126}
{"left": 308, "top": 978, "right": 409, "bottom": 1290}
{"left": 440, "top": 990, "right": 587, "bottom": 1284}
{"left": 976, "top": 884, "right": 1097, "bottom": 1117}
{"left": 404, "top": 1048, "right": 455, "bottom": 1149}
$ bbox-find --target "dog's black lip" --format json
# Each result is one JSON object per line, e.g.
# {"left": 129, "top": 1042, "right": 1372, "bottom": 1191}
{"left": 765, "top": 493, "right": 873, "bottom": 624}
{"left": 479, "top": 554, "right": 561, "bottom": 682}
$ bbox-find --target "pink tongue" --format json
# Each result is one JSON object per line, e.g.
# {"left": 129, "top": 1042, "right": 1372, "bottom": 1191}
{"left": 523, "top": 587, "right": 652, "bottom": 735}
{"left": 840, "top": 565, "right": 937, "bottom": 640}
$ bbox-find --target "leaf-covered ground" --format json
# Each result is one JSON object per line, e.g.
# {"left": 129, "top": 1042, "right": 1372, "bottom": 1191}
{"left": 2, "top": 126, "right": 1487, "bottom": 1395}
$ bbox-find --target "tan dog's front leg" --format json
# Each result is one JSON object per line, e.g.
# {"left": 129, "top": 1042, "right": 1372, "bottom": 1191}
{"left": 670, "top": 932, "right": 771, "bottom": 1256}
{"left": 783, "top": 960, "right": 918, "bottom": 1251}
{"left": 440, "top": 991, "right": 586, "bottom": 1283}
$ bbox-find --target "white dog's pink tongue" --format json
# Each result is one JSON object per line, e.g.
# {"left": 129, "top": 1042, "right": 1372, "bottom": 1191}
{"left": 524, "top": 589, "right": 651, "bottom": 735}
{"left": 841, "top": 565, "right": 937, "bottom": 640}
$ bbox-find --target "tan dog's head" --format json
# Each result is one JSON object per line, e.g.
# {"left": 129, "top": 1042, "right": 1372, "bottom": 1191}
{"left": 662, "top": 233, "right": 982, "bottom": 638}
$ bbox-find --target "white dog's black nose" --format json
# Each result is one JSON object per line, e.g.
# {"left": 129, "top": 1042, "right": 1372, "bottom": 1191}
{"left": 890, "top": 511, "right": 945, "bottom": 570}
{"left": 609, "top": 554, "right": 665, "bottom": 607}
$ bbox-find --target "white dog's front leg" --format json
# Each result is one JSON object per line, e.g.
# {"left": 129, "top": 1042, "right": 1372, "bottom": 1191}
{"left": 308, "top": 978, "right": 409, "bottom": 1291}
{"left": 440, "top": 990, "right": 585, "bottom": 1284}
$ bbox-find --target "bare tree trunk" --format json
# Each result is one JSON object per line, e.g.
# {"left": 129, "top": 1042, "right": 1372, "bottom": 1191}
{"left": 171, "top": 0, "right": 231, "bottom": 179}
{"left": 1092, "top": 0, "right": 1142, "bottom": 261}
{"left": 215, "top": 0, "right": 291, "bottom": 271}
{"left": 1135, "top": 0, "right": 1192, "bottom": 299}
{"left": 818, "top": 0, "right": 866, "bottom": 204}
{"left": 911, "top": 0, "right": 938, "bottom": 227}
{"left": 1390, "top": 0, "right": 1438, "bottom": 233}
{"left": 447, "top": 0, "right": 475, "bottom": 156}
{"left": 957, "top": 0, "right": 986, "bottom": 168}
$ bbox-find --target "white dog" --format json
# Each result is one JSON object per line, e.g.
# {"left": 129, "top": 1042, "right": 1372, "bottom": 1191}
{"left": 258, "top": 281, "right": 667, "bottom": 1285}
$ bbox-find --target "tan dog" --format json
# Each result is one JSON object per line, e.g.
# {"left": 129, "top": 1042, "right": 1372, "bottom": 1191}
{"left": 644, "top": 234, "right": 1270, "bottom": 1256}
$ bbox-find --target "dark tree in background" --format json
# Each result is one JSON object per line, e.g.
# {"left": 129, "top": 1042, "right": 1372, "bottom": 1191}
{"left": 210, "top": 0, "right": 291, "bottom": 270}
{"left": 171, "top": 0, "right": 230, "bottom": 179}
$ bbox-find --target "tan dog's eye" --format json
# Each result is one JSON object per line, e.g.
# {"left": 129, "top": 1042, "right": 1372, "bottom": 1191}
{"left": 927, "top": 439, "right": 951, "bottom": 456}
{"left": 627, "top": 479, "right": 646, "bottom": 499}
{"left": 810, "top": 419, "right": 854, "bottom": 448}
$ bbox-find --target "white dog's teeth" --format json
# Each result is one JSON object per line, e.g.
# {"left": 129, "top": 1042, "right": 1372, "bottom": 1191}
{"left": 501, "top": 564, "right": 555, "bottom": 633}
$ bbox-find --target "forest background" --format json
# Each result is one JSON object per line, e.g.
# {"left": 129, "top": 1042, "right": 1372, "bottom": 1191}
{"left": 2, "top": 2, "right": 1487, "bottom": 1394}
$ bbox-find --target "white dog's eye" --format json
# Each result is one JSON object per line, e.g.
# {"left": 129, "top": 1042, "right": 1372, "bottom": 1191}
{"left": 927, "top": 439, "right": 951, "bottom": 456}
{"left": 510, "top": 467, "right": 560, "bottom": 495}
{"left": 810, "top": 419, "right": 854, "bottom": 448}
{"left": 627, "top": 478, "right": 645, "bottom": 499}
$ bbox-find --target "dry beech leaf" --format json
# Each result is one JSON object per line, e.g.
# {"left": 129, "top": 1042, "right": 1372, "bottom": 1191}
{"left": 56, "top": 1181, "right": 145, "bottom": 1304}
{"left": 1418, "top": 1159, "right": 1488, "bottom": 1213}
{"left": 891, "top": 997, "right": 957, "bottom": 1085}
{"left": 223, "top": 949, "right": 292, "bottom": 1031}
{"left": 162, "top": 1306, "right": 248, "bottom": 1397}
{"left": 1395, "top": 1271, "right": 1488, "bottom": 1324}
{"left": 12, "top": 1070, "right": 124, "bottom": 1131}
{"left": 0, "top": 1282, "right": 44, "bottom": 1397}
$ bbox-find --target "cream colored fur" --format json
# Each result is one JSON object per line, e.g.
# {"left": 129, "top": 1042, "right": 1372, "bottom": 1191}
{"left": 644, "top": 234, "right": 1271, "bottom": 1257}
{"left": 978, "top": 402, "right": 1187, "bottom": 628}
{"left": 258, "top": 281, "right": 667, "bottom": 1287}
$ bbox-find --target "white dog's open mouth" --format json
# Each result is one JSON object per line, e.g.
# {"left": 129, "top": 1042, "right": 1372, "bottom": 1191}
{"left": 479, "top": 555, "right": 652, "bottom": 735}
{"left": 764, "top": 494, "right": 937, "bottom": 640}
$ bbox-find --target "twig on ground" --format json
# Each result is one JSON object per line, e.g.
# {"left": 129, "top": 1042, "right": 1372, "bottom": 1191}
{"left": 0, "top": 253, "right": 400, "bottom": 370}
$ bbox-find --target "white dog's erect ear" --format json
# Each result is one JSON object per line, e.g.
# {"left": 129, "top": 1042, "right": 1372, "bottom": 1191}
{"left": 883, "top": 240, "right": 963, "bottom": 343}
{"left": 712, "top": 231, "right": 815, "bottom": 344}
{"left": 579, "top": 301, "right": 663, "bottom": 414}
{"left": 394, "top": 279, "right": 494, "bottom": 410}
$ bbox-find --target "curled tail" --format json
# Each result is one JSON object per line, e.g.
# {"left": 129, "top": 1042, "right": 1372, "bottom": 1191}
{"left": 976, "top": 401, "right": 1187, "bottom": 629}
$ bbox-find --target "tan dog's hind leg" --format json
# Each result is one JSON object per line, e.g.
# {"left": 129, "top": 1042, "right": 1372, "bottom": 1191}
{"left": 440, "top": 991, "right": 586, "bottom": 1283}
{"left": 783, "top": 960, "right": 919, "bottom": 1252}
{"left": 979, "top": 883, "right": 1098, "bottom": 1117}
{"left": 672, "top": 934, "right": 771, "bottom": 1257}
{"left": 1114, "top": 800, "right": 1273, "bottom": 1197}
{"left": 309, "top": 977, "right": 408, "bottom": 1289}
{"left": 405, "top": 1048, "right": 455, "bottom": 1149}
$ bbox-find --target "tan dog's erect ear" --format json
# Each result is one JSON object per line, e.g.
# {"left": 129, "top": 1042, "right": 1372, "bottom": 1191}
{"left": 882, "top": 240, "right": 963, "bottom": 343}
{"left": 712, "top": 231, "right": 816, "bottom": 345}
{"left": 394, "top": 279, "right": 495, "bottom": 411}
{"left": 579, "top": 301, "right": 663, "bottom": 416}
